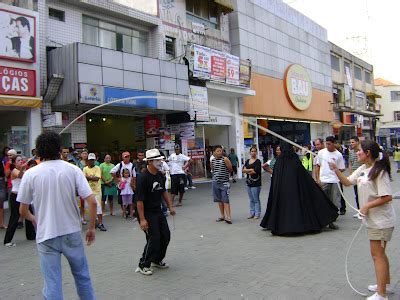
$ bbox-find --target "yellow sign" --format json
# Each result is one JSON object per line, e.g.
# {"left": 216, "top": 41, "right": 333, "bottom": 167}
{"left": 284, "top": 64, "right": 312, "bottom": 111}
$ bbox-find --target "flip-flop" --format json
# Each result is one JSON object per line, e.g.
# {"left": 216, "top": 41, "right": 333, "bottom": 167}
{"left": 0, "top": 225, "right": 7, "bottom": 229}
{"left": 225, "top": 219, "right": 232, "bottom": 224}
{"left": 216, "top": 217, "right": 225, "bottom": 222}
{"left": 175, "top": 203, "right": 183, "bottom": 207}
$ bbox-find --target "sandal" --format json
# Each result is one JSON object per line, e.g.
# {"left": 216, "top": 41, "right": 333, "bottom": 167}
{"left": 216, "top": 217, "right": 225, "bottom": 222}
{"left": 175, "top": 203, "right": 183, "bottom": 207}
{"left": 225, "top": 219, "right": 232, "bottom": 224}
{"left": 0, "top": 225, "right": 7, "bottom": 229}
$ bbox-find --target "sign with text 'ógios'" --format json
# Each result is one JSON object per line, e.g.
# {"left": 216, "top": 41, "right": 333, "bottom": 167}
{"left": 0, "top": 66, "right": 35, "bottom": 97}
{"left": 284, "top": 64, "right": 312, "bottom": 111}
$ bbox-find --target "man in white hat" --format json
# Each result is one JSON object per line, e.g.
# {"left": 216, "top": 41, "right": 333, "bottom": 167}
{"left": 136, "top": 149, "right": 176, "bottom": 276}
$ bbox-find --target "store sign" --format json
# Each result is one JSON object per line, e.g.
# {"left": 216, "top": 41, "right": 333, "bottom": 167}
{"left": 189, "top": 85, "right": 209, "bottom": 122}
{"left": 239, "top": 59, "right": 251, "bottom": 87}
{"left": 192, "top": 22, "right": 206, "bottom": 35}
{"left": 42, "top": 112, "right": 62, "bottom": 128}
{"left": 80, "top": 84, "right": 103, "bottom": 105}
{"left": 284, "top": 64, "right": 312, "bottom": 111}
{"left": 204, "top": 115, "right": 232, "bottom": 126}
{"left": 0, "top": 66, "right": 35, "bottom": 96}
{"left": 193, "top": 45, "right": 211, "bottom": 79}
{"left": 225, "top": 54, "right": 240, "bottom": 85}
{"left": 104, "top": 87, "right": 157, "bottom": 108}
{"left": 0, "top": 8, "right": 37, "bottom": 63}
{"left": 210, "top": 50, "right": 226, "bottom": 82}
{"left": 345, "top": 66, "right": 353, "bottom": 89}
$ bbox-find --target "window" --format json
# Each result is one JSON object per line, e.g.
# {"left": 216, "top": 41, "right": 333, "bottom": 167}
{"left": 354, "top": 66, "right": 362, "bottom": 81}
{"left": 390, "top": 91, "right": 400, "bottom": 101}
{"left": 49, "top": 8, "right": 65, "bottom": 22}
{"left": 4, "top": 0, "right": 38, "bottom": 11}
{"left": 365, "top": 71, "right": 371, "bottom": 84}
{"left": 186, "top": 0, "right": 220, "bottom": 29}
{"left": 165, "top": 36, "right": 176, "bottom": 56}
{"left": 394, "top": 111, "right": 400, "bottom": 121}
{"left": 82, "top": 16, "right": 148, "bottom": 56}
{"left": 331, "top": 55, "right": 340, "bottom": 72}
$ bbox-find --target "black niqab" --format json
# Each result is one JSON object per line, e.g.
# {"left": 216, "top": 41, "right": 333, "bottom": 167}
{"left": 260, "top": 142, "right": 338, "bottom": 235}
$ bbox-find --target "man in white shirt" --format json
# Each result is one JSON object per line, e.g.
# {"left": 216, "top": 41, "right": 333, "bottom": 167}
{"left": 18, "top": 131, "right": 97, "bottom": 299}
{"left": 167, "top": 144, "right": 191, "bottom": 207}
{"left": 315, "top": 136, "right": 345, "bottom": 230}
{"left": 110, "top": 151, "right": 137, "bottom": 216}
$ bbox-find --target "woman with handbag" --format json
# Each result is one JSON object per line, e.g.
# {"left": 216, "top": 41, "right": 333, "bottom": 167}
{"left": 243, "top": 146, "right": 262, "bottom": 219}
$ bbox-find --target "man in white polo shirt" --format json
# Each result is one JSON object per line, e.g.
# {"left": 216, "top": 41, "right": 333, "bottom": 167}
{"left": 18, "top": 132, "right": 97, "bottom": 300}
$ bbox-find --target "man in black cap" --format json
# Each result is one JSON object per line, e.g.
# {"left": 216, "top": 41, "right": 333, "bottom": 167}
{"left": 136, "top": 149, "right": 176, "bottom": 276}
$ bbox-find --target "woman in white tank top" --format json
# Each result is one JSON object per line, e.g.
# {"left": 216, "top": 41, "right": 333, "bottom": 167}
{"left": 4, "top": 155, "right": 36, "bottom": 246}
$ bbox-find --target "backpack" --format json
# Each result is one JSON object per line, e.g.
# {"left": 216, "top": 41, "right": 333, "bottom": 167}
{"left": 115, "top": 161, "right": 136, "bottom": 178}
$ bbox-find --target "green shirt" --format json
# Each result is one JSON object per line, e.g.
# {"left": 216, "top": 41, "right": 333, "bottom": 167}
{"left": 100, "top": 162, "right": 115, "bottom": 184}
{"left": 228, "top": 153, "right": 238, "bottom": 167}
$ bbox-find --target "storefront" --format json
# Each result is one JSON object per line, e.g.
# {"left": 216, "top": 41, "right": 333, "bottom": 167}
{"left": 46, "top": 43, "right": 190, "bottom": 154}
{"left": 0, "top": 4, "right": 42, "bottom": 156}
{"left": 242, "top": 64, "right": 333, "bottom": 153}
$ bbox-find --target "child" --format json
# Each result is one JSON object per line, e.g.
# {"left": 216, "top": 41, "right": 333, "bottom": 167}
{"left": 119, "top": 168, "right": 134, "bottom": 219}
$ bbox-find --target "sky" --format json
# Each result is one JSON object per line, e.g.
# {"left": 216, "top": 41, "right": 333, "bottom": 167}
{"left": 283, "top": 0, "right": 400, "bottom": 84}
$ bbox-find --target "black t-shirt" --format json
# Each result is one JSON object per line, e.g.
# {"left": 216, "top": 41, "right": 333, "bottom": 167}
{"left": 245, "top": 159, "right": 262, "bottom": 187}
{"left": 136, "top": 169, "right": 166, "bottom": 213}
{"left": 135, "top": 161, "right": 147, "bottom": 174}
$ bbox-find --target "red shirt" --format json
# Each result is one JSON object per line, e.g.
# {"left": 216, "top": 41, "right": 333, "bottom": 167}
{"left": 4, "top": 161, "right": 11, "bottom": 189}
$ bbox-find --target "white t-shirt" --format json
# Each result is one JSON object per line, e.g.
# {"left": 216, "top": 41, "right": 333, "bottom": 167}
{"left": 348, "top": 165, "right": 395, "bottom": 229}
{"left": 317, "top": 148, "right": 345, "bottom": 183}
{"left": 110, "top": 162, "right": 137, "bottom": 178}
{"left": 168, "top": 153, "right": 190, "bottom": 175}
{"left": 17, "top": 160, "right": 93, "bottom": 244}
{"left": 120, "top": 177, "right": 134, "bottom": 195}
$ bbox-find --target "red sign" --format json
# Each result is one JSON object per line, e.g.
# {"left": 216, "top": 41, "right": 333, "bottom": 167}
{"left": 0, "top": 66, "right": 36, "bottom": 96}
{"left": 145, "top": 116, "right": 161, "bottom": 137}
{"left": 210, "top": 50, "right": 226, "bottom": 82}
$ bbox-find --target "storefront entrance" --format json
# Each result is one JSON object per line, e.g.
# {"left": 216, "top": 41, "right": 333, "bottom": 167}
{"left": 0, "top": 110, "right": 29, "bottom": 156}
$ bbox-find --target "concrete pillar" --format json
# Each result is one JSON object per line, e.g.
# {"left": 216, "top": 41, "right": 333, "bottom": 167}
{"left": 27, "top": 108, "right": 42, "bottom": 152}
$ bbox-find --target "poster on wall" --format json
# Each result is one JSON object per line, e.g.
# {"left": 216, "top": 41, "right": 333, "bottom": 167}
{"left": 144, "top": 115, "right": 161, "bottom": 137}
{"left": 210, "top": 49, "right": 226, "bottom": 82}
{"left": 193, "top": 44, "right": 211, "bottom": 79}
{"left": 239, "top": 59, "right": 251, "bottom": 87}
{"left": 225, "top": 54, "right": 240, "bottom": 85}
{"left": 0, "top": 8, "right": 36, "bottom": 62}
{"left": 189, "top": 85, "right": 209, "bottom": 122}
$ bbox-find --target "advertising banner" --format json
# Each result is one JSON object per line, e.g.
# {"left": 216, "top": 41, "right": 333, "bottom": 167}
{"left": 189, "top": 85, "right": 209, "bottom": 122}
{"left": 239, "top": 59, "right": 251, "bottom": 87}
{"left": 193, "top": 44, "right": 211, "bottom": 79}
{"left": 0, "top": 8, "right": 36, "bottom": 62}
{"left": 225, "top": 54, "right": 240, "bottom": 85}
{"left": 0, "top": 66, "right": 35, "bottom": 96}
{"left": 80, "top": 84, "right": 103, "bottom": 105}
{"left": 210, "top": 49, "right": 226, "bottom": 82}
{"left": 104, "top": 87, "right": 157, "bottom": 108}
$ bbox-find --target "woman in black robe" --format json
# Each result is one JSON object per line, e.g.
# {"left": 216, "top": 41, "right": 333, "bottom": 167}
{"left": 260, "top": 142, "right": 338, "bottom": 235}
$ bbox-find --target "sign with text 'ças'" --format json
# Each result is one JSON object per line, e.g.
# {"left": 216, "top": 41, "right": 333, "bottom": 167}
{"left": 284, "top": 64, "right": 312, "bottom": 111}
{"left": 0, "top": 66, "right": 35, "bottom": 96}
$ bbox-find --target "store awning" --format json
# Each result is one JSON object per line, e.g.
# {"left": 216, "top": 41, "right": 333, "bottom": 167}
{"left": 366, "top": 92, "right": 382, "bottom": 99}
{"left": 206, "top": 81, "right": 255, "bottom": 97}
{"left": 214, "top": 0, "right": 234, "bottom": 13}
{"left": 0, "top": 95, "right": 42, "bottom": 108}
{"left": 333, "top": 106, "right": 382, "bottom": 117}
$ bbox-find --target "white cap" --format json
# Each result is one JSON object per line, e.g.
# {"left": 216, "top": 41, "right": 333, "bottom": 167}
{"left": 7, "top": 149, "right": 17, "bottom": 156}
{"left": 88, "top": 153, "right": 96, "bottom": 160}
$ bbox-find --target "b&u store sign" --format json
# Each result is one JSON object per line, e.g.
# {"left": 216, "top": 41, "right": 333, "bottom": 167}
{"left": 0, "top": 66, "right": 36, "bottom": 97}
{"left": 284, "top": 64, "right": 312, "bottom": 111}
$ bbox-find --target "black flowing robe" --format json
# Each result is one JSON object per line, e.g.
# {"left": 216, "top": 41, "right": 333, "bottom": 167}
{"left": 260, "top": 143, "right": 338, "bottom": 235}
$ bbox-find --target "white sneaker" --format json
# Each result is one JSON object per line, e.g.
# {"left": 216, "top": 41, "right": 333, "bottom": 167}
{"left": 190, "top": 186, "right": 196, "bottom": 189}
{"left": 366, "top": 292, "right": 388, "bottom": 300}
{"left": 4, "top": 242, "right": 16, "bottom": 248}
{"left": 135, "top": 266, "right": 153, "bottom": 275}
{"left": 367, "top": 284, "right": 394, "bottom": 294}
{"left": 151, "top": 261, "right": 169, "bottom": 269}
{"left": 184, "top": 187, "right": 188, "bottom": 190}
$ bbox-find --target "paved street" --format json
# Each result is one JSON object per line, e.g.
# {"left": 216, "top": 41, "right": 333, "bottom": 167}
{"left": 1, "top": 167, "right": 400, "bottom": 300}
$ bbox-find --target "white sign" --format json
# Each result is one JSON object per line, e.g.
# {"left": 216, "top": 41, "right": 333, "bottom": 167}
{"left": 204, "top": 115, "right": 232, "bottom": 126}
{"left": 42, "top": 112, "right": 62, "bottom": 128}
{"left": 345, "top": 66, "right": 353, "bottom": 89}
{"left": 193, "top": 45, "right": 211, "bottom": 79}
{"left": 192, "top": 22, "right": 206, "bottom": 35}
{"left": 189, "top": 85, "right": 209, "bottom": 122}
{"left": 225, "top": 54, "right": 240, "bottom": 85}
{"left": 80, "top": 84, "right": 103, "bottom": 104}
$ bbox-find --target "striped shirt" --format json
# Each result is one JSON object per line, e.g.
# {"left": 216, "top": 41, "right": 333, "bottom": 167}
{"left": 349, "top": 149, "right": 362, "bottom": 171}
{"left": 211, "top": 157, "right": 230, "bottom": 183}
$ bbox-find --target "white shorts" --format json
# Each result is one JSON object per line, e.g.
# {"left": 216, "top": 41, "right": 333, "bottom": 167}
{"left": 94, "top": 193, "right": 102, "bottom": 215}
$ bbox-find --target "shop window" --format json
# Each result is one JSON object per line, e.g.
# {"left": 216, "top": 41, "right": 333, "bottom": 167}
{"left": 165, "top": 36, "right": 176, "bottom": 56}
{"left": 354, "top": 66, "right": 362, "bottom": 81}
{"left": 3, "top": 0, "right": 38, "bottom": 11}
{"left": 49, "top": 8, "right": 65, "bottom": 22}
{"left": 186, "top": 0, "right": 220, "bottom": 29}
{"left": 394, "top": 111, "right": 400, "bottom": 121}
{"left": 330, "top": 54, "right": 340, "bottom": 72}
{"left": 82, "top": 15, "right": 148, "bottom": 56}
{"left": 390, "top": 91, "right": 400, "bottom": 101}
{"left": 365, "top": 71, "right": 371, "bottom": 84}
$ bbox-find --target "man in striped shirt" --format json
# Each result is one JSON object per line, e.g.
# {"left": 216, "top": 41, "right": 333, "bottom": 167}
{"left": 211, "top": 145, "right": 233, "bottom": 224}
{"left": 349, "top": 136, "right": 363, "bottom": 218}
